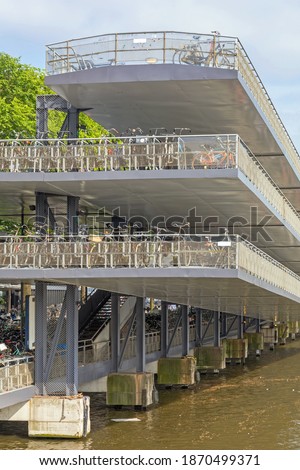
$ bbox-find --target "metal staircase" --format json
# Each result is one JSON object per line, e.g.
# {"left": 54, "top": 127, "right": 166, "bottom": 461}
{"left": 79, "top": 291, "right": 127, "bottom": 342}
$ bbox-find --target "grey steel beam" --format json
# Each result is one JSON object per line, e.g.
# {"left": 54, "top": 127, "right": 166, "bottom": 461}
{"left": 66, "top": 285, "right": 78, "bottom": 396}
{"left": 67, "top": 196, "right": 79, "bottom": 237}
{"left": 256, "top": 316, "right": 260, "bottom": 333}
{"left": 195, "top": 307, "right": 202, "bottom": 346}
{"left": 182, "top": 305, "right": 189, "bottom": 356}
{"left": 111, "top": 292, "right": 120, "bottom": 372}
{"left": 237, "top": 313, "right": 243, "bottom": 339}
{"left": 214, "top": 310, "right": 221, "bottom": 347}
{"left": 44, "top": 293, "right": 67, "bottom": 382}
{"left": 119, "top": 306, "right": 136, "bottom": 369}
{"left": 136, "top": 297, "right": 145, "bottom": 372}
{"left": 35, "top": 192, "right": 48, "bottom": 232}
{"left": 160, "top": 301, "right": 168, "bottom": 357}
{"left": 221, "top": 313, "right": 227, "bottom": 337}
{"left": 36, "top": 95, "right": 79, "bottom": 140}
{"left": 167, "top": 309, "right": 182, "bottom": 354}
{"left": 35, "top": 281, "right": 47, "bottom": 395}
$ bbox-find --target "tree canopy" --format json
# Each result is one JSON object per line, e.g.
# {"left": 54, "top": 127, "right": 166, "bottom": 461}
{"left": 0, "top": 52, "right": 107, "bottom": 139}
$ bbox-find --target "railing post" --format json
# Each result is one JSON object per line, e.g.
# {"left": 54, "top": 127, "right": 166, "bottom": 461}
{"left": 115, "top": 33, "right": 118, "bottom": 65}
{"left": 163, "top": 32, "right": 166, "bottom": 63}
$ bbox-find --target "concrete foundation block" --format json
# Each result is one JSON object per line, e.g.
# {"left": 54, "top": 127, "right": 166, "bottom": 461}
{"left": 157, "top": 356, "right": 196, "bottom": 386}
{"left": 28, "top": 395, "right": 90, "bottom": 438}
{"left": 106, "top": 372, "right": 154, "bottom": 407}
{"left": 194, "top": 346, "right": 226, "bottom": 370}
{"left": 222, "top": 338, "right": 248, "bottom": 360}
{"left": 261, "top": 327, "right": 278, "bottom": 344}
{"left": 288, "top": 321, "right": 299, "bottom": 335}
{"left": 244, "top": 332, "right": 264, "bottom": 352}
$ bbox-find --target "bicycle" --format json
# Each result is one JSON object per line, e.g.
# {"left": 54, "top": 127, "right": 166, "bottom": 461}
{"left": 173, "top": 32, "right": 235, "bottom": 68}
{"left": 192, "top": 146, "right": 235, "bottom": 169}
{"left": 173, "top": 35, "right": 206, "bottom": 65}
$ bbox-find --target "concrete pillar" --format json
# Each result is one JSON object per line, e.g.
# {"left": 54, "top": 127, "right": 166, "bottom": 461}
{"left": 244, "top": 332, "right": 264, "bottom": 353}
{"left": 28, "top": 395, "right": 90, "bottom": 438}
{"left": 261, "top": 326, "right": 278, "bottom": 349}
{"left": 157, "top": 356, "right": 196, "bottom": 386}
{"left": 278, "top": 323, "right": 289, "bottom": 345}
{"left": 222, "top": 338, "right": 248, "bottom": 364}
{"left": 106, "top": 372, "right": 154, "bottom": 408}
{"left": 194, "top": 346, "right": 226, "bottom": 371}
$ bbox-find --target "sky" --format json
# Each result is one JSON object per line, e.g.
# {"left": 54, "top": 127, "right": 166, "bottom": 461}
{"left": 1, "top": 0, "right": 300, "bottom": 151}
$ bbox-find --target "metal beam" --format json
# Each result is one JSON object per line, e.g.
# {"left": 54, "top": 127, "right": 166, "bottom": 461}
{"left": 214, "top": 310, "right": 220, "bottom": 347}
{"left": 195, "top": 307, "right": 202, "bottom": 346}
{"left": 66, "top": 285, "right": 78, "bottom": 396}
{"left": 35, "top": 281, "right": 47, "bottom": 395}
{"left": 136, "top": 297, "right": 145, "bottom": 372}
{"left": 44, "top": 293, "right": 67, "bottom": 382}
{"left": 237, "top": 313, "right": 243, "bottom": 339}
{"left": 160, "top": 301, "right": 168, "bottom": 357}
{"left": 67, "top": 196, "right": 79, "bottom": 237}
{"left": 182, "top": 305, "right": 189, "bottom": 356}
{"left": 111, "top": 293, "right": 120, "bottom": 372}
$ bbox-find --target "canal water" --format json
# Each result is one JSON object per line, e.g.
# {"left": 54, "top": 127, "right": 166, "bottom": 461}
{"left": 1, "top": 338, "right": 300, "bottom": 450}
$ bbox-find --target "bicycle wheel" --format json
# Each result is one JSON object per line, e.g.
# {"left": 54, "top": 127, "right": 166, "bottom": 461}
{"left": 192, "top": 151, "right": 214, "bottom": 169}
{"left": 172, "top": 49, "right": 181, "bottom": 64}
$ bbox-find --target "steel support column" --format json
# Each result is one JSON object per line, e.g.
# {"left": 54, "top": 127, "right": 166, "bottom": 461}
{"left": 67, "top": 196, "right": 79, "bottom": 238}
{"left": 136, "top": 297, "right": 145, "bottom": 372}
{"left": 182, "top": 305, "right": 189, "bottom": 356}
{"left": 36, "top": 95, "right": 79, "bottom": 139}
{"left": 35, "top": 281, "right": 47, "bottom": 395}
{"left": 160, "top": 301, "right": 168, "bottom": 357}
{"left": 237, "top": 314, "right": 243, "bottom": 339}
{"left": 214, "top": 310, "right": 221, "bottom": 347}
{"left": 111, "top": 293, "right": 120, "bottom": 372}
{"left": 66, "top": 285, "right": 78, "bottom": 396}
{"left": 221, "top": 313, "right": 227, "bottom": 337}
{"left": 256, "top": 316, "right": 260, "bottom": 333}
{"left": 35, "top": 192, "right": 48, "bottom": 232}
{"left": 195, "top": 308, "right": 202, "bottom": 345}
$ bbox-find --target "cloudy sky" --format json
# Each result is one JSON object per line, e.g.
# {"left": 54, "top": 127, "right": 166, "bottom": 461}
{"left": 1, "top": 0, "right": 300, "bottom": 150}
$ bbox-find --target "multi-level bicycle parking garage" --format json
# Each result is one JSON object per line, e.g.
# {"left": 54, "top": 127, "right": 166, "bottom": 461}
{"left": 1, "top": 31, "right": 300, "bottom": 438}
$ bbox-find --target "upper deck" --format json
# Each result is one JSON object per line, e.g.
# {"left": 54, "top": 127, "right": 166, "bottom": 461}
{"left": 45, "top": 31, "right": 300, "bottom": 194}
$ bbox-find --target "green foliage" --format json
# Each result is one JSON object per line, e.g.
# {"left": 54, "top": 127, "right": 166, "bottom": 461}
{"left": 0, "top": 218, "right": 20, "bottom": 234}
{"left": 0, "top": 52, "right": 107, "bottom": 139}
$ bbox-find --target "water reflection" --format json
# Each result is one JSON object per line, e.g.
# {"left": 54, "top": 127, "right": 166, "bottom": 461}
{"left": 1, "top": 339, "right": 300, "bottom": 450}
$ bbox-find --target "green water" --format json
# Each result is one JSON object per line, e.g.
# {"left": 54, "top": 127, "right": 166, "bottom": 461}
{"left": 1, "top": 339, "right": 300, "bottom": 450}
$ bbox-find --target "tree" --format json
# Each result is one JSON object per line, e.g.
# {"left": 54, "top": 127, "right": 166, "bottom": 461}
{"left": 0, "top": 52, "right": 107, "bottom": 139}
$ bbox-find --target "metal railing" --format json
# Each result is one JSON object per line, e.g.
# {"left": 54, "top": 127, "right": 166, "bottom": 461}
{"left": 46, "top": 31, "right": 238, "bottom": 75}
{"left": 45, "top": 30, "right": 300, "bottom": 185}
{"left": 0, "top": 355, "right": 34, "bottom": 393}
{"left": 1, "top": 133, "right": 300, "bottom": 239}
{"left": 0, "top": 234, "right": 300, "bottom": 300}
{"left": 0, "top": 134, "right": 237, "bottom": 172}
